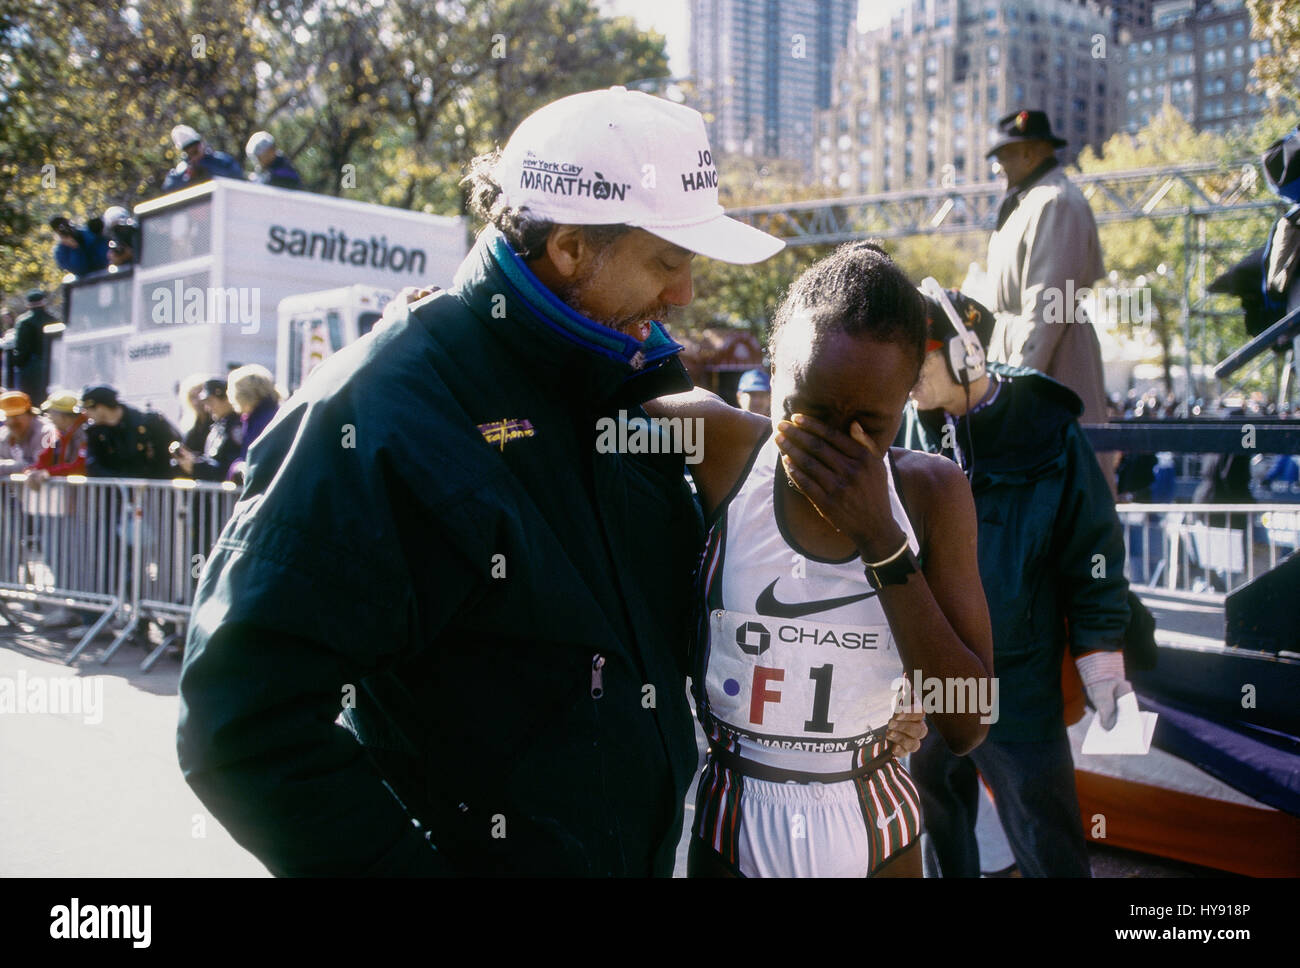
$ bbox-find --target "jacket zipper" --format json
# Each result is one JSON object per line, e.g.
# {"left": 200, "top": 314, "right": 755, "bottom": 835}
{"left": 588, "top": 652, "right": 628, "bottom": 873}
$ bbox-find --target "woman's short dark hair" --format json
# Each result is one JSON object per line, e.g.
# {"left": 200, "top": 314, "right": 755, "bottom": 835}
{"left": 768, "top": 241, "right": 928, "bottom": 370}
{"left": 463, "top": 148, "right": 630, "bottom": 262}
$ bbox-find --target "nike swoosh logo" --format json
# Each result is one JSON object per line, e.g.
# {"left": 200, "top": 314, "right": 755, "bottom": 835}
{"left": 876, "top": 808, "right": 900, "bottom": 829}
{"left": 754, "top": 579, "right": 876, "bottom": 619}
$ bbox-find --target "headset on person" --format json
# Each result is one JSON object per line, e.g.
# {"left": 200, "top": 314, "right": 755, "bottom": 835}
{"left": 920, "top": 276, "right": 986, "bottom": 387}
{"left": 917, "top": 277, "right": 986, "bottom": 477}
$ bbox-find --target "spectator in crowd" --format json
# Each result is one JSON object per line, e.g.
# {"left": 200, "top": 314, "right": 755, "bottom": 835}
{"left": 27, "top": 391, "right": 89, "bottom": 481}
{"left": 984, "top": 110, "right": 1109, "bottom": 429}
{"left": 80, "top": 384, "right": 180, "bottom": 479}
{"left": 1264, "top": 453, "right": 1299, "bottom": 488}
{"left": 103, "top": 206, "right": 139, "bottom": 264}
{"left": 106, "top": 236, "right": 134, "bottom": 271}
{"left": 1, "top": 307, "right": 17, "bottom": 388}
{"left": 12, "top": 290, "right": 55, "bottom": 402}
{"left": 246, "top": 131, "right": 302, "bottom": 190}
{"left": 1151, "top": 452, "right": 1177, "bottom": 503}
{"left": 102, "top": 205, "right": 130, "bottom": 234}
{"left": 734, "top": 367, "right": 770, "bottom": 416}
{"left": 177, "top": 373, "right": 214, "bottom": 452}
{"left": 905, "top": 284, "right": 1131, "bottom": 878}
{"left": 1195, "top": 446, "right": 1255, "bottom": 532}
{"left": 49, "top": 216, "right": 108, "bottom": 278}
{"left": 225, "top": 364, "right": 281, "bottom": 483}
{"left": 172, "top": 378, "right": 242, "bottom": 481}
{"left": 26, "top": 391, "right": 93, "bottom": 629}
{"left": 1261, "top": 124, "right": 1299, "bottom": 390}
{"left": 162, "top": 124, "right": 244, "bottom": 193}
{"left": 0, "top": 391, "right": 56, "bottom": 473}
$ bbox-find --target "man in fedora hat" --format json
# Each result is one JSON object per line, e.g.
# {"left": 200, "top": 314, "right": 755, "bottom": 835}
{"left": 985, "top": 109, "right": 1109, "bottom": 433}
{"left": 0, "top": 390, "right": 56, "bottom": 473}
{"left": 12, "top": 290, "right": 56, "bottom": 402}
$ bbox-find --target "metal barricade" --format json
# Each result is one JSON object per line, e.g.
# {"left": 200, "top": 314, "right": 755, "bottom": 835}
{"left": 133, "top": 479, "right": 239, "bottom": 671}
{"left": 0, "top": 475, "right": 239, "bottom": 670}
{"left": 0, "top": 475, "right": 131, "bottom": 660}
{"left": 1118, "top": 502, "right": 1300, "bottom": 597}
{"left": 5, "top": 482, "right": 1295, "bottom": 666}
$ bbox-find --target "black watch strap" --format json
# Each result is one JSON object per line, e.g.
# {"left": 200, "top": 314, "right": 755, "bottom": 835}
{"left": 863, "top": 546, "right": 920, "bottom": 590}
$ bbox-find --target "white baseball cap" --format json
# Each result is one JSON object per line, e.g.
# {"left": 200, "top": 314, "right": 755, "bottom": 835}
{"left": 171, "top": 124, "right": 201, "bottom": 150}
{"left": 497, "top": 87, "right": 784, "bottom": 265}
{"left": 246, "top": 130, "right": 275, "bottom": 158}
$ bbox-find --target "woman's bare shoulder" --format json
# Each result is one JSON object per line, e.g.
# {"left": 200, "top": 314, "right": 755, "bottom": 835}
{"left": 890, "top": 446, "right": 968, "bottom": 501}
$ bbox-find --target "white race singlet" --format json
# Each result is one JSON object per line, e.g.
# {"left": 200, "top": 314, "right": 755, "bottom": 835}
{"left": 691, "top": 433, "right": 923, "bottom": 877}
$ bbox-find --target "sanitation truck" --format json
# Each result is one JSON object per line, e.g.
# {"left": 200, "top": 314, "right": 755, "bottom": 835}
{"left": 53, "top": 178, "right": 467, "bottom": 424}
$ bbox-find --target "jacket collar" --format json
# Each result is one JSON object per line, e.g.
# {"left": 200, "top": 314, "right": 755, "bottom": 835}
{"left": 916, "top": 364, "right": 1080, "bottom": 481}
{"left": 450, "top": 228, "right": 691, "bottom": 409}
{"left": 995, "top": 157, "right": 1061, "bottom": 230}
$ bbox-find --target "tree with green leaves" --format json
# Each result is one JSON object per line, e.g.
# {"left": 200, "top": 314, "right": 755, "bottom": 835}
{"left": 0, "top": 0, "right": 671, "bottom": 312}
{"left": 1247, "top": 0, "right": 1300, "bottom": 107}
{"left": 1075, "top": 105, "right": 1288, "bottom": 398}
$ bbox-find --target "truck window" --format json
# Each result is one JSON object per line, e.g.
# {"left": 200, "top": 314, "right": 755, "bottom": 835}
{"left": 140, "top": 197, "right": 213, "bottom": 268}
{"left": 327, "top": 310, "right": 344, "bottom": 352}
{"left": 65, "top": 272, "right": 134, "bottom": 334}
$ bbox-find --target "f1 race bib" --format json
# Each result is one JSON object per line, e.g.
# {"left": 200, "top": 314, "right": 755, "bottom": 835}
{"left": 705, "top": 608, "right": 902, "bottom": 749}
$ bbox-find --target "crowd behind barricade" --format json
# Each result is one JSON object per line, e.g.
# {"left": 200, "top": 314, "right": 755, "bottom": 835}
{"left": 1106, "top": 388, "right": 1300, "bottom": 505}
{"left": 0, "top": 367, "right": 281, "bottom": 637}
{"left": 0, "top": 367, "right": 282, "bottom": 486}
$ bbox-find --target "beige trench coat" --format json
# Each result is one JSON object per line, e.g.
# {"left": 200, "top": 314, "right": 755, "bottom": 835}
{"left": 987, "top": 164, "right": 1109, "bottom": 424}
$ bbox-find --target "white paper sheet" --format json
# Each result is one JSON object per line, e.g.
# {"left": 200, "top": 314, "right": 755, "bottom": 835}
{"left": 1080, "top": 691, "right": 1157, "bottom": 755}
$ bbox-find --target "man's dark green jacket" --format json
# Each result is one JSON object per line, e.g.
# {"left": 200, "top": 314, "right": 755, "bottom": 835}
{"left": 177, "top": 228, "right": 704, "bottom": 876}
{"left": 907, "top": 364, "right": 1129, "bottom": 741}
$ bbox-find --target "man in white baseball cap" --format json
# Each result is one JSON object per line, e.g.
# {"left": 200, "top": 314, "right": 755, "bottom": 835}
{"left": 494, "top": 85, "right": 783, "bottom": 265}
{"left": 463, "top": 85, "right": 784, "bottom": 342}
{"left": 162, "top": 123, "right": 243, "bottom": 193}
{"left": 178, "top": 87, "right": 793, "bottom": 877}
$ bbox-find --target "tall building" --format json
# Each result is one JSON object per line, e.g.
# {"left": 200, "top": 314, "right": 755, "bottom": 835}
{"left": 1105, "top": 0, "right": 1154, "bottom": 33}
{"left": 689, "top": 0, "right": 857, "bottom": 172}
{"left": 1121, "top": 0, "right": 1268, "bottom": 135}
{"left": 815, "top": 0, "right": 1115, "bottom": 193}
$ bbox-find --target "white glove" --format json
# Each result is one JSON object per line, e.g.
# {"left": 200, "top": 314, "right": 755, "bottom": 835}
{"left": 1075, "top": 650, "right": 1134, "bottom": 730}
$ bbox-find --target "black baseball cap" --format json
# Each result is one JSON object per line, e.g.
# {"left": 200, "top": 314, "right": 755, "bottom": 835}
{"left": 197, "top": 378, "right": 228, "bottom": 401}
{"left": 81, "top": 384, "right": 121, "bottom": 408}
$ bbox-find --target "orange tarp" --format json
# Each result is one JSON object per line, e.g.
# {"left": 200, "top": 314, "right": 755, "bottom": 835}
{"left": 1076, "top": 769, "right": 1300, "bottom": 877}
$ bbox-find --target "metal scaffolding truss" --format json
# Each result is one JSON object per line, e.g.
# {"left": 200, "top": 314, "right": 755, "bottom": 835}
{"left": 728, "top": 160, "right": 1285, "bottom": 245}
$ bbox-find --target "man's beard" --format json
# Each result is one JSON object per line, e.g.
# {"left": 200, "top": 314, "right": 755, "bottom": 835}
{"left": 555, "top": 270, "right": 675, "bottom": 343}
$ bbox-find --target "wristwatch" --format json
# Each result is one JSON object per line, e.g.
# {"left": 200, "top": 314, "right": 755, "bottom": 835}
{"left": 862, "top": 542, "right": 920, "bottom": 590}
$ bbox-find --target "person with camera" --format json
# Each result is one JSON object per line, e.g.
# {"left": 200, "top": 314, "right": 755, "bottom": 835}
{"left": 171, "top": 378, "right": 243, "bottom": 482}
{"left": 49, "top": 217, "right": 108, "bottom": 278}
